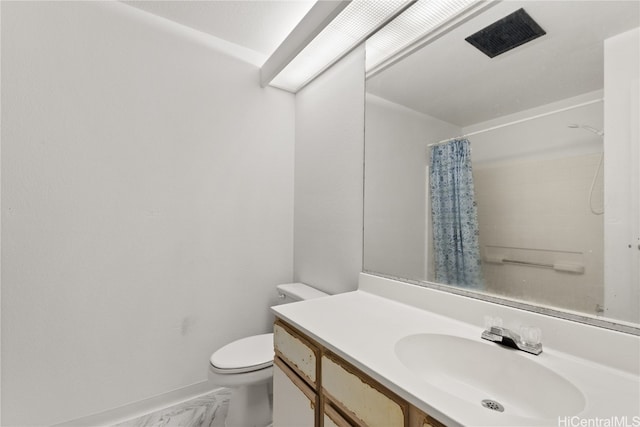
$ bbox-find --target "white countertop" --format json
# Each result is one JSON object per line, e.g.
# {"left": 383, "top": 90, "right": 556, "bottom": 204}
{"left": 272, "top": 288, "right": 640, "bottom": 426}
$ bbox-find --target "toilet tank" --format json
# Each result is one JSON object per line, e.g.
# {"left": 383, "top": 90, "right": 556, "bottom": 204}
{"left": 276, "top": 283, "right": 328, "bottom": 304}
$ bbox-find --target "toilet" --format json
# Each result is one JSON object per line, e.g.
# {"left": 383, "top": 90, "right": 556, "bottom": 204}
{"left": 208, "top": 283, "right": 328, "bottom": 427}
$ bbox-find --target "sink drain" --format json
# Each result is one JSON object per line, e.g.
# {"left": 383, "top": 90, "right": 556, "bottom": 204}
{"left": 481, "top": 399, "right": 505, "bottom": 412}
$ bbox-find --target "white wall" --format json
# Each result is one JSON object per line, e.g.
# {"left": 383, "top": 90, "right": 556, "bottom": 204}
{"left": 474, "top": 154, "right": 604, "bottom": 313}
{"left": 293, "top": 47, "right": 365, "bottom": 295}
{"left": 363, "top": 94, "right": 460, "bottom": 281}
{"left": 463, "top": 91, "right": 604, "bottom": 166}
{"left": 604, "top": 27, "right": 640, "bottom": 323}
{"left": 459, "top": 93, "right": 605, "bottom": 314}
{"left": 1, "top": 2, "right": 295, "bottom": 425}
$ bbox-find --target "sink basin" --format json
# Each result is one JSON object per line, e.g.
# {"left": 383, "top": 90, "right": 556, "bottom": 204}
{"left": 395, "top": 334, "right": 585, "bottom": 420}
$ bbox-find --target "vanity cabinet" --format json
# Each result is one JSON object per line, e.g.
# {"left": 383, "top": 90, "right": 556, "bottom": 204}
{"left": 273, "top": 357, "right": 317, "bottom": 426}
{"left": 273, "top": 319, "right": 320, "bottom": 426}
{"left": 322, "top": 350, "right": 408, "bottom": 426}
{"left": 273, "top": 318, "right": 447, "bottom": 427}
{"left": 323, "top": 402, "right": 352, "bottom": 427}
{"left": 273, "top": 320, "right": 319, "bottom": 387}
{"left": 409, "top": 407, "right": 447, "bottom": 427}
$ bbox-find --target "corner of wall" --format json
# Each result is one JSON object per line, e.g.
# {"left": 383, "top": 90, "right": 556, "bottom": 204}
{"left": 293, "top": 46, "right": 366, "bottom": 295}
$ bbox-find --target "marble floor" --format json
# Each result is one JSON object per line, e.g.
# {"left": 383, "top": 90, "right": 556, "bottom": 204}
{"left": 113, "top": 389, "right": 231, "bottom": 427}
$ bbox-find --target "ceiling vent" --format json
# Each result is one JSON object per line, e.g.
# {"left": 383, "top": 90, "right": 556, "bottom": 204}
{"left": 465, "top": 8, "right": 546, "bottom": 58}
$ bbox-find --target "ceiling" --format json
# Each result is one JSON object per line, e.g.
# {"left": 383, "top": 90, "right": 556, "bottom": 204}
{"left": 122, "top": 0, "right": 315, "bottom": 58}
{"left": 118, "top": 0, "right": 638, "bottom": 107}
{"left": 367, "top": 0, "right": 640, "bottom": 127}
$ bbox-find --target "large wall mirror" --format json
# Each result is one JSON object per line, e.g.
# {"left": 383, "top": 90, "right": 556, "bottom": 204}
{"left": 363, "top": 0, "right": 639, "bottom": 333}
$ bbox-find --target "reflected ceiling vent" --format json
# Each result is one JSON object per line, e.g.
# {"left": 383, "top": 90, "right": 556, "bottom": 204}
{"left": 465, "top": 8, "right": 546, "bottom": 58}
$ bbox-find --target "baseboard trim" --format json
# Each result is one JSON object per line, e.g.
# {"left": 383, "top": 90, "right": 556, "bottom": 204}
{"left": 53, "top": 381, "right": 222, "bottom": 427}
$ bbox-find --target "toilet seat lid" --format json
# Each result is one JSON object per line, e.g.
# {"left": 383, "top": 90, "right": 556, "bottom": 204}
{"left": 210, "top": 333, "right": 274, "bottom": 373}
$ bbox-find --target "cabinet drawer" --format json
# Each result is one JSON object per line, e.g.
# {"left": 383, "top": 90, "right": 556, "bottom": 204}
{"left": 322, "top": 352, "right": 408, "bottom": 427}
{"left": 274, "top": 320, "right": 319, "bottom": 387}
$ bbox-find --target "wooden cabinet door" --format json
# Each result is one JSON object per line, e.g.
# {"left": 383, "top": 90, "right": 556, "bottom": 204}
{"left": 273, "top": 357, "right": 317, "bottom": 427}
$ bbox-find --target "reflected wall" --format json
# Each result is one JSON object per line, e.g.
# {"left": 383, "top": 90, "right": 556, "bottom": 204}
{"left": 363, "top": 0, "right": 639, "bottom": 328}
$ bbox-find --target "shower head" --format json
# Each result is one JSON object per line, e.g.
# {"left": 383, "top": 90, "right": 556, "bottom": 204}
{"left": 568, "top": 124, "right": 604, "bottom": 137}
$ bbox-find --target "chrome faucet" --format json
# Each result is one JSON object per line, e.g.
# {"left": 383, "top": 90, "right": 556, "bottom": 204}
{"left": 481, "top": 326, "right": 543, "bottom": 355}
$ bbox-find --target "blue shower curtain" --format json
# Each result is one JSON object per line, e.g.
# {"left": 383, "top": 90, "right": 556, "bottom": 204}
{"left": 429, "top": 138, "right": 483, "bottom": 288}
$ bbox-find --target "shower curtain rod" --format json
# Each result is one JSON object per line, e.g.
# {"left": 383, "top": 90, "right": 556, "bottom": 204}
{"left": 428, "top": 98, "right": 604, "bottom": 147}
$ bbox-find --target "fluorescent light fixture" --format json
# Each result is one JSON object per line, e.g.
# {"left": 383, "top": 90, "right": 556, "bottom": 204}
{"left": 262, "top": 0, "right": 490, "bottom": 93}
{"left": 366, "top": 0, "right": 493, "bottom": 75}
{"left": 265, "top": 0, "right": 413, "bottom": 92}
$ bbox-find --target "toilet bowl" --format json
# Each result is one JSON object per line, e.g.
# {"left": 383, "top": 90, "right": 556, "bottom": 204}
{"left": 209, "top": 334, "right": 274, "bottom": 427}
{"left": 208, "top": 283, "right": 328, "bottom": 427}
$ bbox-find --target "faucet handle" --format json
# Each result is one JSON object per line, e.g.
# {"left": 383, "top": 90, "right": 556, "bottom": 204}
{"left": 483, "top": 315, "right": 503, "bottom": 330}
{"left": 520, "top": 326, "right": 542, "bottom": 346}
{"left": 482, "top": 316, "right": 505, "bottom": 342}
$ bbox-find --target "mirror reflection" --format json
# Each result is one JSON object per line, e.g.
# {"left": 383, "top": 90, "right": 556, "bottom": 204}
{"left": 364, "top": 0, "right": 639, "bottom": 326}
